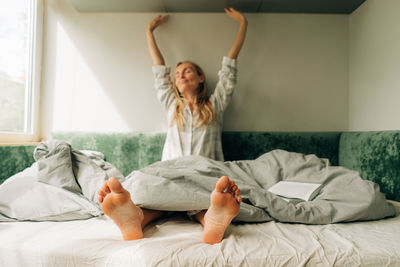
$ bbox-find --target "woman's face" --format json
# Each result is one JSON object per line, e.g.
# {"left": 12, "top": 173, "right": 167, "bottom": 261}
{"left": 174, "top": 63, "right": 204, "bottom": 96}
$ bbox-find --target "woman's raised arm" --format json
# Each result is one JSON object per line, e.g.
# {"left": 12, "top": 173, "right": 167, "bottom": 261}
{"left": 146, "top": 15, "right": 169, "bottom": 66}
{"left": 224, "top": 8, "right": 247, "bottom": 60}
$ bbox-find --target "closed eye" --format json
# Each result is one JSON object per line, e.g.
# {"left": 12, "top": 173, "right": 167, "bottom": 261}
{"left": 175, "top": 67, "right": 193, "bottom": 77}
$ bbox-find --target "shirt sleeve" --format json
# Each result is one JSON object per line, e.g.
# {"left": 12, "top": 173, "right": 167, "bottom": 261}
{"left": 152, "top": 65, "right": 176, "bottom": 110}
{"left": 211, "top": 56, "right": 237, "bottom": 113}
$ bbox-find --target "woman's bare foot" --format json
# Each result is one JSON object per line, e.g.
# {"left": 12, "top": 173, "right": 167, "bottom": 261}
{"left": 201, "top": 176, "right": 242, "bottom": 244}
{"left": 98, "top": 177, "right": 144, "bottom": 240}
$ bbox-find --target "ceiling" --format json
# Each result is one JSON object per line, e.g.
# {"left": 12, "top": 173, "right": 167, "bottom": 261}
{"left": 68, "top": 0, "right": 366, "bottom": 14}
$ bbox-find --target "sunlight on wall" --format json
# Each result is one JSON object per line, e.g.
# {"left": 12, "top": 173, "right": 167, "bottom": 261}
{"left": 52, "top": 21, "right": 130, "bottom": 132}
{"left": 40, "top": 0, "right": 350, "bottom": 138}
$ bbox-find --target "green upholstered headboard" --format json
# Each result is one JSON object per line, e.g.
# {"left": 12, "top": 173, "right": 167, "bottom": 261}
{"left": 339, "top": 131, "right": 400, "bottom": 202}
{"left": 51, "top": 132, "right": 341, "bottom": 177}
{"left": 51, "top": 132, "right": 166, "bottom": 177}
{"left": 1, "top": 131, "right": 399, "bottom": 201}
{"left": 0, "top": 145, "right": 36, "bottom": 185}
{"left": 222, "top": 132, "right": 340, "bottom": 164}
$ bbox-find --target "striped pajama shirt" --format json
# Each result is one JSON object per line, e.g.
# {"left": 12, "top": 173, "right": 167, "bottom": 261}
{"left": 152, "top": 56, "right": 237, "bottom": 161}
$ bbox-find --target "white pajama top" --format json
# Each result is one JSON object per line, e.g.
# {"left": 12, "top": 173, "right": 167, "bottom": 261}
{"left": 152, "top": 56, "right": 237, "bottom": 161}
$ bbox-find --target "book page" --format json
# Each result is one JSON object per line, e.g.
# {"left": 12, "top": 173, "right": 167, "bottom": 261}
{"left": 268, "top": 181, "right": 322, "bottom": 201}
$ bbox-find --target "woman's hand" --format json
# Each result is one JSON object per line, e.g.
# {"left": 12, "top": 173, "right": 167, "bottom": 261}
{"left": 224, "top": 8, "right": 247, "bottom": 25}
{"left": 146, "top": 15, "right": 168, "bottom": 65}
{"left": 225, "top": 8, "right": 247, "bottom": 59}
{"left": 148, "top": 15, "right": 169, "bottom": 33}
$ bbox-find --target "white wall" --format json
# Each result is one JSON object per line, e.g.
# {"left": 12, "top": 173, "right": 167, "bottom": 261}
{"left": 349, "top": 0, "right": 400, "bottom": 131}
{"left": 39, "top": 0, "right": 349, "bottom": 138}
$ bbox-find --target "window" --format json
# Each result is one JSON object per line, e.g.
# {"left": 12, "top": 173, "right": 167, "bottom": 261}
{"left": 0, "top": 0, "right": 42, "bottom": 143}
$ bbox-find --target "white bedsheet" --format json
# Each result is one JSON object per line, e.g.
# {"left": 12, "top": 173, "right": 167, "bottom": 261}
{"left": 1, "top": 202, "right": 399, "bottom": 267}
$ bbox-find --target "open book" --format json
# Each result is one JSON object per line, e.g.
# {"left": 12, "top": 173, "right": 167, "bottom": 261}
{"left": 268, "top": 181, "right": 323, "bottom": 202}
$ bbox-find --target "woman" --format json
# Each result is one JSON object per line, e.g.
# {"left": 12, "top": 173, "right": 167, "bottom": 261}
{"left": 98, "top": 9, "right": 247, "bottom": 245}
{"left": 147, "top": 8, "right": 248, "bottom": 161}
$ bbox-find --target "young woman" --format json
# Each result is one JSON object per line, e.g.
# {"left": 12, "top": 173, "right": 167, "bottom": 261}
{"left": 98, "top": 9, "right": 247, "bottom": 245}
{"left": 147, "top": 8, "right": 247, "bottom": 161}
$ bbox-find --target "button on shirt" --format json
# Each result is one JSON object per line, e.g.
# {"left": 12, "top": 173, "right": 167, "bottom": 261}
{"left": 152, "top": 56, "right": 237, "bottom": 161}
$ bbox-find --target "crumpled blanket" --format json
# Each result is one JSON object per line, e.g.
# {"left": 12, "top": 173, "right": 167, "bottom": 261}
{"left": 126, "top": 150, "right": 396, "bottom": 224}
{"left": 0, "top": 140, "right": 123, "bottom": 221}
{"left": 0, "top": 140, "right": 396, "bottom": 223}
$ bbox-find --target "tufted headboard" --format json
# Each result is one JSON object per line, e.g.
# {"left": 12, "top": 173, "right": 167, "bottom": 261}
{"left": 51, "top": 131, "right": 341, "bottom": 176}
{"left": 1, "top": 131, "right": 399, "bottom": 201}
{"left": 339, "top": 131, "right": 400, "bottom": 201}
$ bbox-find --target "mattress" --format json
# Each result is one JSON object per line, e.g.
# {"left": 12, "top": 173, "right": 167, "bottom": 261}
{"left": 1, "top": 201, "right": 400, "bottom": 267}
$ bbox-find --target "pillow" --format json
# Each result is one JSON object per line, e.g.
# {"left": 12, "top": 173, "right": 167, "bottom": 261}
{"left": 0, "top": 164, "right": 101, "bottom": 222}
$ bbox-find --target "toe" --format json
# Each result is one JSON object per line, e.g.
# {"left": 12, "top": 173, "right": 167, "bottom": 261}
{"left": 108, "top": 177, "right": 124, "bottom": 194}
{"left": 98, "top": 189, "right": 106, "bottom": 197}
{"left": 235, "top": 188, "right": 240, "bottom": 196}
{"left": 231, "top": 185, "right": 238, "bottom": 193}
{"left": 102, "top": 184, "right": 111, "bottom": 193}
{"left": 229, "top": 180, "right": 235, "bottom": 189}
{"left": 216, "top": 176, "right": 230, "bottom": 193}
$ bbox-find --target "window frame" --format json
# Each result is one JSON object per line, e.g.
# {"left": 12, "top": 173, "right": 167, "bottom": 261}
{"left": 0, "top": 0, "right": 43, "bottom": 144}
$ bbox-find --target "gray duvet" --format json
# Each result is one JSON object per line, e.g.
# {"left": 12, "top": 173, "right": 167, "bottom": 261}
{"left": 0, "top": 140, "right": 396, "bottom": 223}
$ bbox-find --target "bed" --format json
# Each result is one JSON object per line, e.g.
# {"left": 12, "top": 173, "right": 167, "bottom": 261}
{"left": 1, "top": 131, "right": 400, "bottom": 267}
{"left": 0, "top": 202, "right": 399, "bottom": 267}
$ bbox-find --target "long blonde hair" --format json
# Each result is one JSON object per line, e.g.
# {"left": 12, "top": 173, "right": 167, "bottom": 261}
{"left": 171, "top": 61, "right": 215, "bottom": 130}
